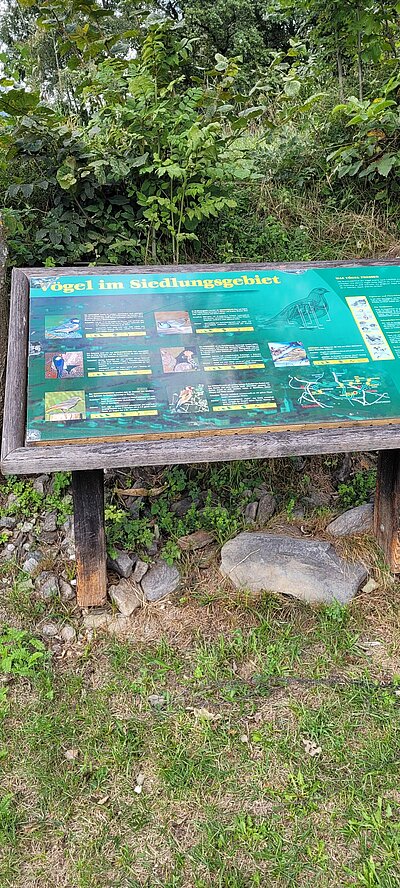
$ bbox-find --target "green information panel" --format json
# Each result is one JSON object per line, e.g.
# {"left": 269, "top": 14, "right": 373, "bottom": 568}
{"left": 26, "top": 265, "right": 400, "bottom": 444}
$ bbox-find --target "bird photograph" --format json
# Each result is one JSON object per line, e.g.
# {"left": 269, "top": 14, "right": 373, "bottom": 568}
{"left": 44, "top": 391, "right": 86, "bottom": 422}
{"left": 45, "top": 351, "right": 84, "bottom": 380}
{"left": 161, "top": 347, "right": 199, "bottom": 373}
{"left": 155, "top": 311, "right": 192, "bottom": 334}
{"left": 45, "top": 316, "right": 82, "bottom": 338}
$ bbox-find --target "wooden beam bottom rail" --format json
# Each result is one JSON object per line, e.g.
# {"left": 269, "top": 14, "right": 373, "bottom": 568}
{"left": 71, "top": 470, "right": 107, "bottom": 608}
{"left": 5, "top": 425, "right": 400, "bottom": 474}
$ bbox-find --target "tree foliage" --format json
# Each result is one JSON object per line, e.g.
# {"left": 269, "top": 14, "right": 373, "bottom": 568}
{"left": 0, "top": 0, "right": 400, "bottom": 268}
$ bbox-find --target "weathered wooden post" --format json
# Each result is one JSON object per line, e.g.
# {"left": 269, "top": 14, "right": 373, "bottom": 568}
{"left": 374, "top": 450, "right": 400, "bottom": 572}
{"left": 71, "top": 470, "right": 107, "bottom": 607}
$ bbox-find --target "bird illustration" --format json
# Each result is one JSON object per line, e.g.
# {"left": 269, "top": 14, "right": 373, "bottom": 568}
{"left": 52, "top": 355, "right": 65, "bottom": 378}
{"left": 266, "top": 288, "right": 330, "bottom": 329}
{"left": 175, "top": 386, "right": 194, "bottom": 411}
{"left": 65, "top": 364, "right": 79, "bottom": 375}
{"left": 46, "top": 395, "right": 82, "bottom": 414}
{"left": 47, "top": 318, "right": 81, "bottom": 336}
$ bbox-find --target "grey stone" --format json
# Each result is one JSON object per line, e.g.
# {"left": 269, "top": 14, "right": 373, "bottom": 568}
{"left": 220, "top": 531, "right": 367, "bottom": 604}
{"left": 146, "top": 539, "right": 158, "bottom": 557}
{"left": 245, "top": 502, "right": 258, "bottom": 523}
{"left": 42, "top": 512, "right": 57, "bottom": 533}
{"left": 127, "top": 481, "right": 144, "bottom": 516}
{"left": 107, "top": 549, "right": 134, "bottom": 579}
{"left": 256, "top": 493, "right": 276, "bottom": 524}
{"left": 148, "top": 694, "right": 166, "bottom": 708}
{"left": 253, "top": 485, "right": 271, "bottom": 499}
{"left": 306, "top": 486, "right": 331, "bottom": 509}
{"left": 141, "top": 560, "right": 180, "bottom": 602}
{"left": 22, "top": 552, "right": 43, "bottom": 574}
{"left": 83, "top": 611, "right": 110, "bottom": 631}
{"left": 20, "top": 521, "right": 34, "bottom": 533}
{"left": 50, "top": 642, "right": 63, "bottom": 654}
{"left": 171, "top": 497, "right": 193, "bottom": 517}
{"left": 63, "top": 516, "right": 74, "bottom": 540}
{"left": 107, "top": 615, "right": 131, "bottom": 636}
{"left": 177, "top": 530, "right": 214, "bottom": 551}
{"left": 326, "top": 503, "right": 373, "bottom": 537}
{"left": 59, "top": 579, "right": 75, "bottom": 601}
{"left": 132, "top": 558, "right": 148, "bottom": 583}
{"left": 128, "top": 497, "right": 143, "bottom": 517}
{"left": 3, "top": 543, "right": 16, "bottom": 560}
{"left": 109, "top": 578, "right": 141, "bottom": 616}
{"left": 41, "top": 531, "right": 58, "bottom": 544}
{"left": 60, "top": 624, "right": 76, "bottom": 643}
{"left": 0, "top": 516, "right": 17, "bottom": 529}
{"left": 39, "top": 574, "right": 59, "bottom": 600}
{"left": 32, "top": 475, "right": 49, "bottom": 495}
{"left": 61, "top": 539, "right": 75, "bottom": 559}
{"left": 41, "top": 622, "right": 59, "bottom": 638}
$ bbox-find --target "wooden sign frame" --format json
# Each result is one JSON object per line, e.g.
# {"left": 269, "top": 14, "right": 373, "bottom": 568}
{"left": 2, "top": 261, "right": 400, "bottom": 605}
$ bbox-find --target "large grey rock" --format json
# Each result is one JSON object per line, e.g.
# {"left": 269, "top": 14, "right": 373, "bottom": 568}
{"left": 107, "top": 549, "right": 134, "bottom": 579}
{"left": 220, "top": 532, "right": 367, "bottom": 604}
{"left": 141, "top": 560, "right": 180, "bottom": 602}
{"left": 326, "top": 503, "right": 373, "bottom": 537}
{"left": 109, "top": 578, "right": 141, "bottom": 616}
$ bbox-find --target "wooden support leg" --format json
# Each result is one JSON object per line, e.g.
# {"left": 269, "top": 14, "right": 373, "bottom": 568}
{"left": 374, "top": 450, "right": 400, "bottom": 573}
{"left": 72, "top": 469, "right": 107, "bottom": 607}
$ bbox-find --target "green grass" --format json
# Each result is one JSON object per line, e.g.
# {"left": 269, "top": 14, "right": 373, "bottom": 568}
{"left": 0, "top": 456, "right": 399, "bottom": 887}
{"left": 1, "top": 587, "right": 400, "bottom": 888}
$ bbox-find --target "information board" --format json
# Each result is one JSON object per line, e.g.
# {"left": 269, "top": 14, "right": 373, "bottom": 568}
{"left": 25, "top": 264, "right": 400, "bottom": 445}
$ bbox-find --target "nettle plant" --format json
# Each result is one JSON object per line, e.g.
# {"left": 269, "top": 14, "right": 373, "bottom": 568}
{"left": 327, "top": 76, "right": 400, "bottom": 186}
{"left": 2, "top": 21, "right": 256, "bottom": 265}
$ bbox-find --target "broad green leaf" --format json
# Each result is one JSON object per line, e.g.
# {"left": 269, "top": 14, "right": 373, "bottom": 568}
{"left": 0, "top": 89, "right": 40, "bottom": 116}
{"left": 56, "top": 170, "right": 77, "bottom": 190}
{"left": 377, "top": 154, "right": 397, "bottom": 177}
{"left": 129, "top": 153, "right": 149, "bottom": 168}
{"left": 284, "top": 79, "right": 301, "bottom": 97}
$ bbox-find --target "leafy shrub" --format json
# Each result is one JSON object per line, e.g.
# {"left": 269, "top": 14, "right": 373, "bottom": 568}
{"left": 0, "top": 627, "right": 48, "bottom": 680}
